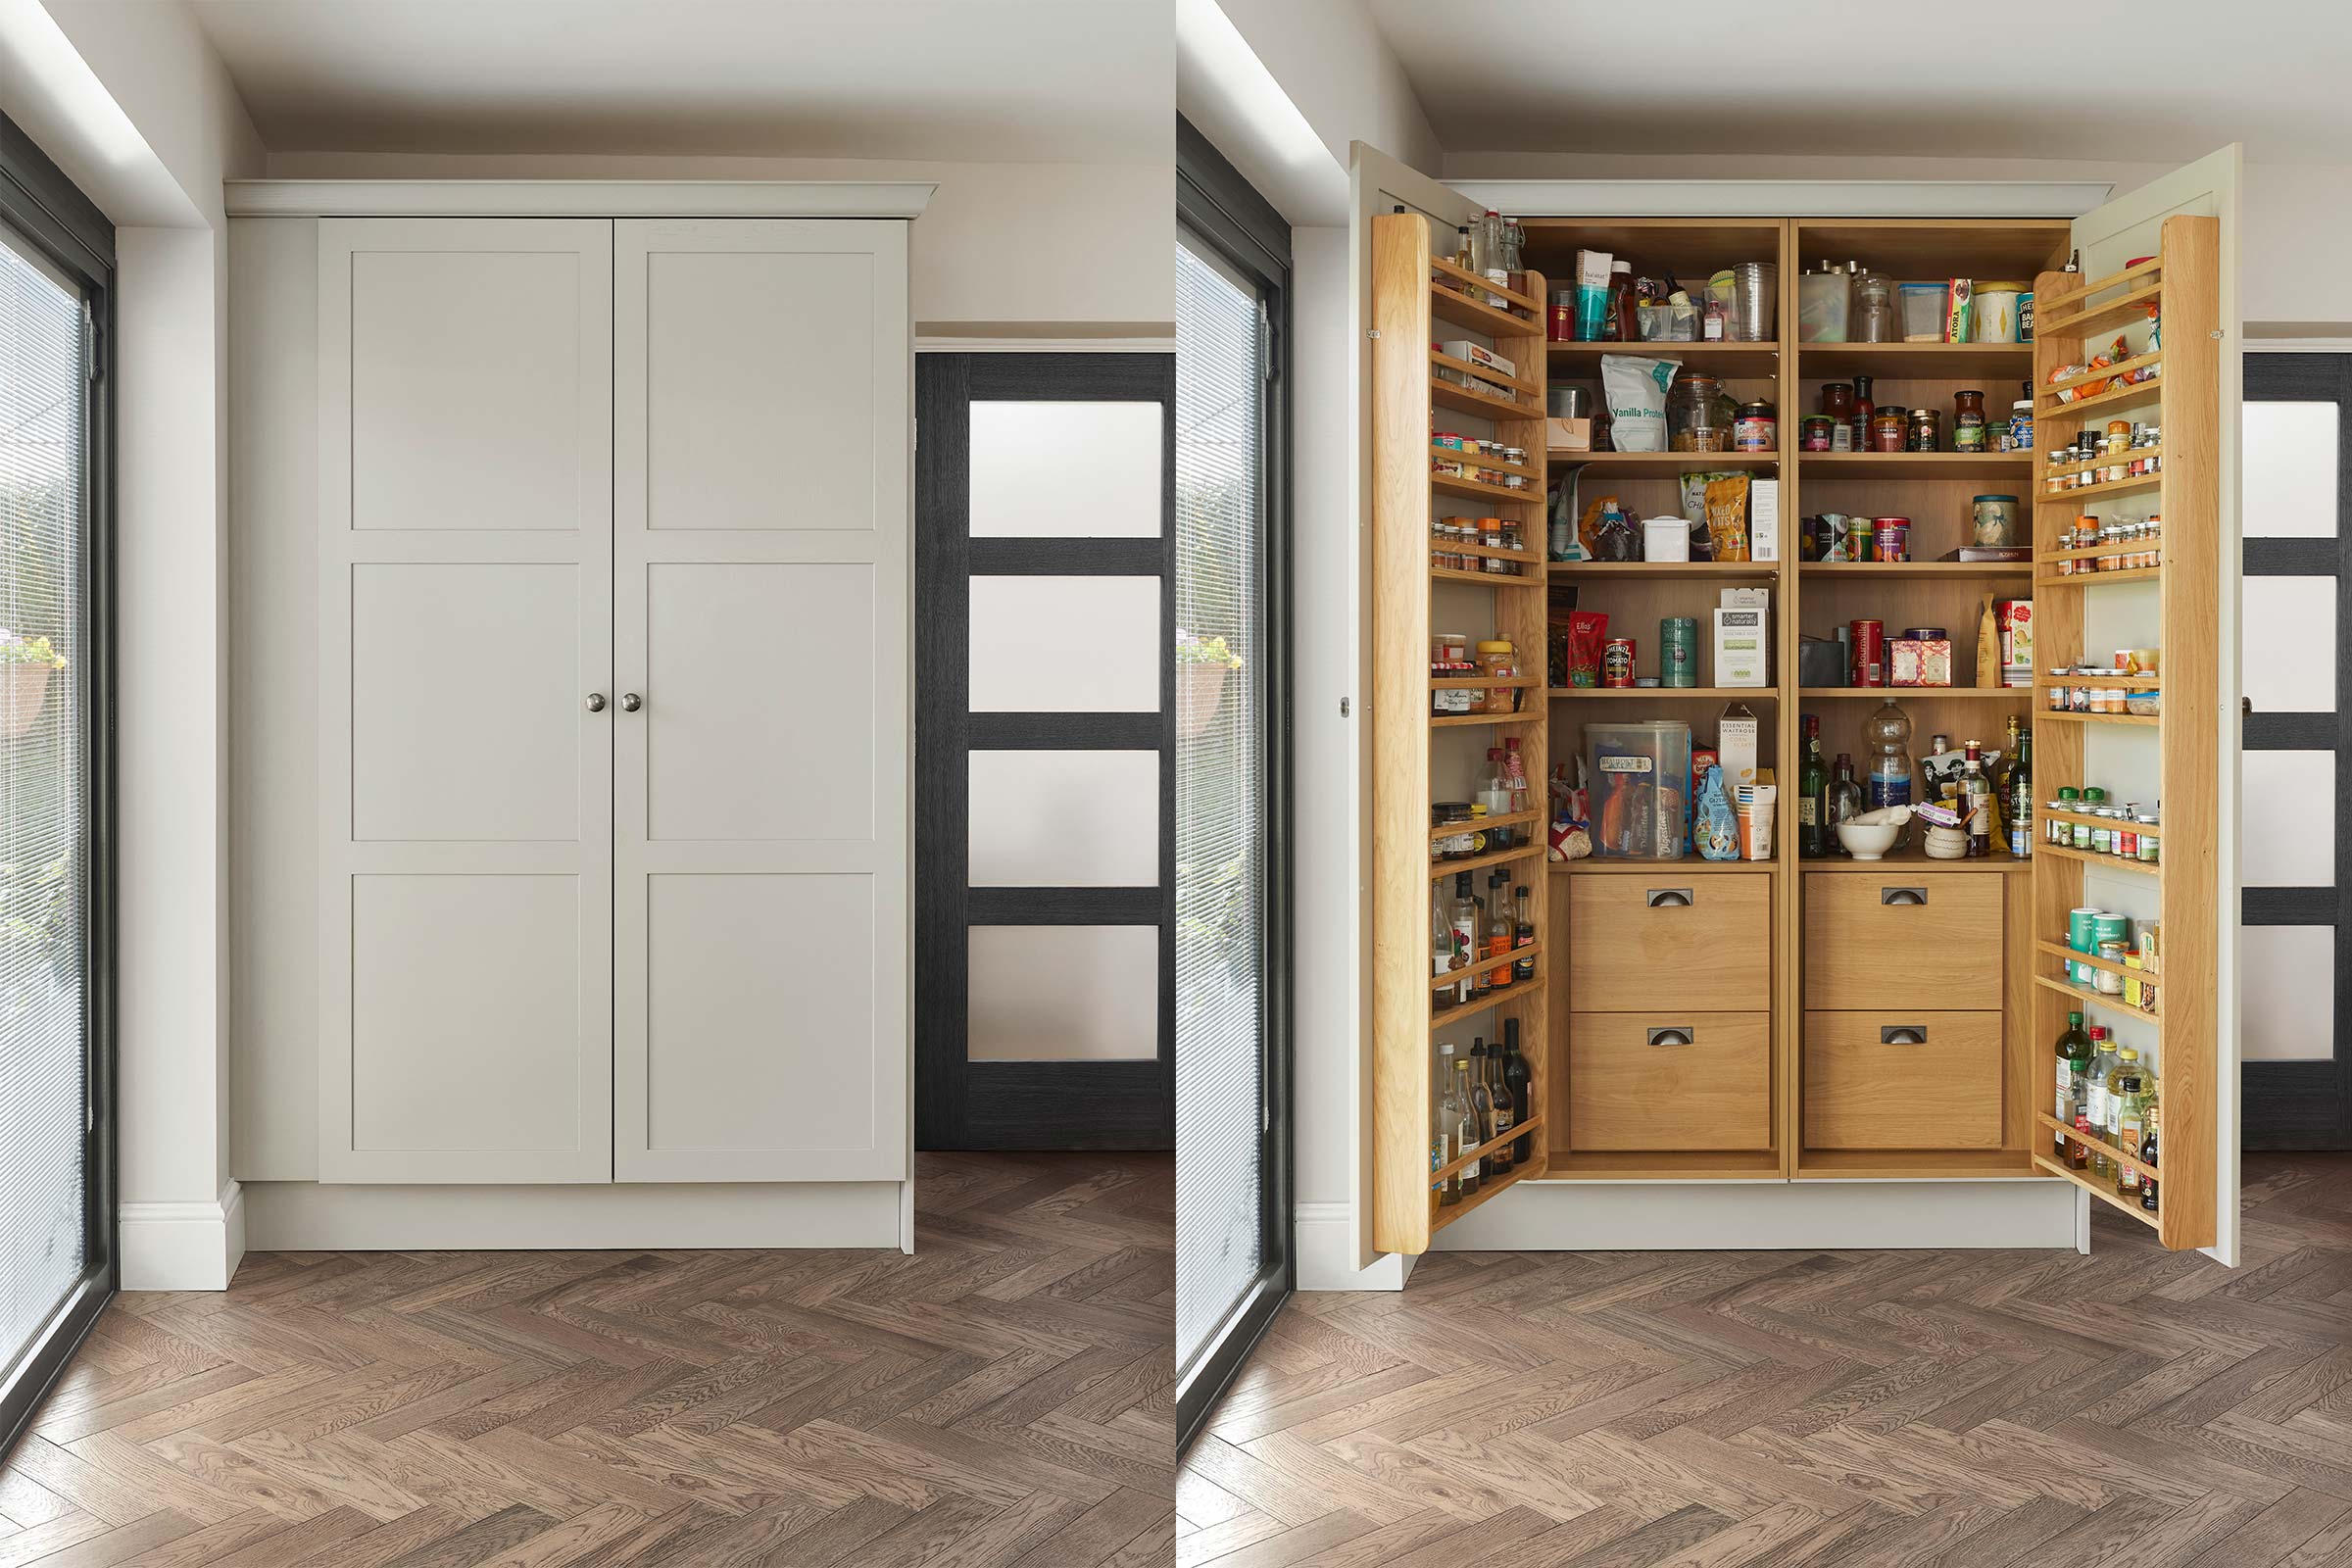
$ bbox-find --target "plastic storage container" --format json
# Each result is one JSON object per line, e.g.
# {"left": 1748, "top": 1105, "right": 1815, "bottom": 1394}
{"left": 1850, "top": 270, "right": 1895, "bottom": 342}
{"left": 1898, "top": 282, "right": 1947, "bottom": 342}
{"left": 1798, "top": 269, "right": 1850, "bottom": 342}
{"left": 1586, "top": 719, "right": 1694, "bottom": 859}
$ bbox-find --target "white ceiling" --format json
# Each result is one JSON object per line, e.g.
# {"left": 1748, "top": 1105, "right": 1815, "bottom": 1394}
{"left": 1364, "top": 0, "right": 2349, "bottom": 168}
{"left": 186, "top": 0, "right": 1169, "bottom": 163}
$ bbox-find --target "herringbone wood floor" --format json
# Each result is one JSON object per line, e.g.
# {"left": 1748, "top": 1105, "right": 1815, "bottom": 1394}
{"left": 0, "top": 1152, "right": 1172, "bottom": 1567}
{"left": 1181, "top": 1153, "right": 2352, "bottom": 1568}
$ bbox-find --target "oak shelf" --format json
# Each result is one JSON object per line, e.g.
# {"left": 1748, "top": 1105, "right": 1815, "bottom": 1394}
{"left": 1791, "top": 341, "right": 2034, "bottom": 378}
{"left": 2036, "top": 839, "right": 2157, "bottom": 874}
{"left": 2031, "top": 1153, "right": 2161, "bottom": 1230}
{"left": 1797, "top": 686, "right": 2027, "bottom": 700}
{"left": 1431, "top": 471, "right": 1539, "bottom": 506}
{"left": 1432, "top": 976, "right": 1545, "bottom": 1036}
{"left": 1554, "top": 685, "right": 1772, "bottom": 700}
{"left": 1799, "top": 561, "right": 2032, "bottom": 578}
{"left": 2039, "top": 376, "right": 2162, "bottom": 421}
{"left": 1427, "top": 840, "right": 1548, "bottom": 883}
{"left": 1551, "top": 560, "right": 1779, "bottom": 579}
{"left": 2033, "top": 973, "right": 2162, "bottom": 1032}
{"left": 2035, "top": 279, "right": 2165, "bottom": 340}
{"left": 1793, "top": 452, "right": 2034, "bottom": 481}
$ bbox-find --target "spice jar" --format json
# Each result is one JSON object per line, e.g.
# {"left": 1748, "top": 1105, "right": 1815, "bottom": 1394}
{"left": 1868, "top": 408, "right": 1906, "bottom": 452}
{"left": 1907, "top": 407, "right": 1940, "bottom": 452}
{"left": 2096, "top": 939, "right": 2128, "bottom": 993}
{"left": 1476, "top": 640, "right": 1519, "bottom": 714}
{"left": 2137, "top": 812, "right": 2161, "bottom": 863}
{"left": 2105, "top": 418, "right": 2132, "bottom": 456}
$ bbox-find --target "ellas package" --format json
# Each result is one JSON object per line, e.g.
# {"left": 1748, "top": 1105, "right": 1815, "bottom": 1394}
{"left": 1600, "top": 354, "right": 1675, "bottom": 453}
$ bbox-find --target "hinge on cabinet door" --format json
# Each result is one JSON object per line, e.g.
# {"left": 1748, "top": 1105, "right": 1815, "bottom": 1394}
{"left": 1366, "top": 328, "right": 1380, "bottom": 339}
{"left": 1340, "top": 696, "right": 1350, "bottom": 717}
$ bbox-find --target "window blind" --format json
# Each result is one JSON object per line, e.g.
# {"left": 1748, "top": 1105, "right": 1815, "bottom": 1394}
{"left": 1174, "top": 236, "right": 1269, "bottom": 1370}
{"left": 0, "top": 225, "right": 91, "bottom": 1372}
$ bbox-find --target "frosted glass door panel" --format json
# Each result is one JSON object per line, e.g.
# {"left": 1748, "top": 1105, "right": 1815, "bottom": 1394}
{"left": 2240, "top": 924, "right": 2335, "bottom": 1059}
{"left": 644, "top": 562, "right": 875, "bottom": 843}
{"left": 349, "top": 249, "right": 590, "bottom": 532}
{"left": 642, "top": 248, "right": 876, "bottom": 532}
{"left": 968, "top": 574, "right": 1159, "bottom": 711}
{"left": 968, "top": 750, "right": 1157, "bottom": 887}
{"left": 2243, "top": 576, "right": 2334, "bottom": 714}
{"left": 2244, "top": 402, "right": 2339, "bottom": 536}
{"left": 350, "top": 874, "right": 585, "bottom": 1154}
{"left": 967, "top": 925, "right": 1158, "bottom": 1061}
{"left": 2242, "top": 751, "right": 2332, "bottom": 888}
{"left": 645, "top": 872, "right": 880, "bottom": 1156}
{"left": 970, "top": 401, "right": 1164, "bottom": 538}
{"left": 351, "top": 564, "right": 582, "bottom": 843}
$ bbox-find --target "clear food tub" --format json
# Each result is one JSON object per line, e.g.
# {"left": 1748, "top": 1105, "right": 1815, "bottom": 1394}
{"left": 1586, "top": 719, "right": 1694, "bottom": 859}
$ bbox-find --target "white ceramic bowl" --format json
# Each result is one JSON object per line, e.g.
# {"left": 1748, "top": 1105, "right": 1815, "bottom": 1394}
{"left": 1836, "top": 821, "right": 1900, "bottom": 860}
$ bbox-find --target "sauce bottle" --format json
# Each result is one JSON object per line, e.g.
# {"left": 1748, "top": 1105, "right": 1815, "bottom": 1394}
{"left": 1850, "top": 374, "right": 1875, "bottom": 454}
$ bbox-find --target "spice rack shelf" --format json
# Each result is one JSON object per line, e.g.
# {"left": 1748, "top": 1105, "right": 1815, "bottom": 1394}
{"left": 1432, "top": 1114, "right": 1547, "bottom": 1185}
{"left": 1431, "top": 472, "right": 1536, "bottom": 505}
{"left": 1801, "top": 846, "right": 2029, "bottom": 874}
{"left": 2033, "top": 1113, "right": 2160, "bottom": 1185}
{"left": 1553, "top": 856, "right": 1771, "bottom": 875}
{"left": 2037, "top": 840, "right": 2158, "bottom": 874}
{"left": 1429, "top": 808, "right": 1546, "bottom": 844}
{"left": 2039, "top": 470, "right": 2163, "bottom": 505}
{"left": 2034, "top": 279, "right": 2166, "bottom": 341}
{"left": 2040, "top": 377, "right": 2162, "bottom": 421}
{"left": 1432, "top": 977, "right": 1545, "bottom": 1036}
{"left": 2033, "top": 566, "right": 2163, "bottom": 589}
{"left": 1434, "top": 375, "right": 1543, "bottom": 421}
{"left": 2031, "top": 1152, "right": 2162, "bottom": 1228}
{"left": 1545, "top": 451, "right": 1780, "bottom": 476}
{"left": 1427, "top": 841, "right": 1548, "bottom": 882}
{"left": 2034, "top": 972, "right": 2162, "bottom": 1031}
{"left": 1431, "top": 1159, "right": 1539, "bottom": 1225}
{"left": 1430, "top": 942, "right": 1545, "bottom": 993}
{"left": 2034, "top": 709, "right": 2163, "bottom": 729}
{"left": 1429, "top": 444, "right": 1538, "bottom": 480}
{"left": 1431, "top": 710, "right": 1543, "bottom": 729}
{"left": 1431, "top": 564, "right": 1543, "bottom": 588}
{"left": 2042, "top": 347, "right": 2163, "bottom": 402}
{"left": 1430, "top": 349, "right": 1542, "bottom": 398}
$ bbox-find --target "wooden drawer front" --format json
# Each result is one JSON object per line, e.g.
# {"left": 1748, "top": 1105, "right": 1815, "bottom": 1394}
{"left": 1803, "top": 872, "right": 2002, "bottom": 1010}
{"left": 1567, "top": 873, "right": 1771, "bottom": 1012}
{"left": 1804, "top": 1011, "right": 2003, "bottom": 1150}
{"left": 1568, "top": 1011, "right": 1770, "bottom": 1152}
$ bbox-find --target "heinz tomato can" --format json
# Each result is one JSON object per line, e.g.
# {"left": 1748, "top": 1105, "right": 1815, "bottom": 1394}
{"left": 1601, "top": 638, "right": 1637, "bottom": 688}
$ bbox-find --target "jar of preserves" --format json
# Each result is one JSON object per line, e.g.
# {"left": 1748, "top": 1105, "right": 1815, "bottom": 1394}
{"left": 1907, "top": 407, "right": 1940, "bottom": 452}
{"left": 1799, "top": 414, "right": 1837, "bottom": 452}
{"left": 1869, "top": 408, "right": 1907, "bottom": 452}
{"left": 1821, "top": 381, "right": 1856, "bottom": 424}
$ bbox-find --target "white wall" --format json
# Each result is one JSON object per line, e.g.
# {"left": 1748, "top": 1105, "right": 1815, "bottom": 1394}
{"left": 261, "top": 150, "right": 1172, "bottom": 336}
{"left": 12, "top": 0, "right": 265, "bottom": 1288}
{"left": 1443, "top": 149, "right": 2352, "bottom": 333}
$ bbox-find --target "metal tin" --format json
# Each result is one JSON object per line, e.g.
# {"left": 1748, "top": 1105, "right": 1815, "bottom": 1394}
{"left": 1871, "top": 516, "right": 1911, "bottom": 563}
{"left": 1601, "top": 637, "right": 1637, "bottom": 688}
{"left": 1659, "top": 617, "right": 1697, "bottom": 688}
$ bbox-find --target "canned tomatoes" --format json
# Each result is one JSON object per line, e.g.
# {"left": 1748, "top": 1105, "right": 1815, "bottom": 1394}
{"left": 1601, "top": 638, "right": 1637, "bottom": 688}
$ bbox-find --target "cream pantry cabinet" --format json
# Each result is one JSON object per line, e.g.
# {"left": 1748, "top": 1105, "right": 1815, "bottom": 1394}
{"left": 293, "top": 201, "right": 912, "bottom": 1196}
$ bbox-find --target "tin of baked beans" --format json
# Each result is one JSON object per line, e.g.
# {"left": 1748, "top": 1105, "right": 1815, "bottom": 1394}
{"left": 1850, "top": 619, "right": 1886, "bottom": 686}
{"left": 1601, "top": 638, "right": 1637, "bottom": 688}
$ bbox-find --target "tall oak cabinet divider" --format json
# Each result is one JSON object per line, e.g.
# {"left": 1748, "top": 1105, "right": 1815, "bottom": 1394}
{"left": 1366, "top": 153, "right": 2238, "bottom": 1261}
{"left": 306, "top": 200, "right": 913, "bottom": 1223}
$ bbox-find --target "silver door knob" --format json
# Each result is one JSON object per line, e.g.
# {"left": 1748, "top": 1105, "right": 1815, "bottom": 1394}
{"left": 620, "top": 692, "right": 642, "bottom": 712}
{"left": 585, "top": 693, "right": 607, "bottom": 712}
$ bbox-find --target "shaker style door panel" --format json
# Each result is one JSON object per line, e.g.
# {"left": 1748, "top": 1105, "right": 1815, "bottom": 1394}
{"left": 642, "top": 562, "right": 876, "bottom": 844}
{"left": 318, "top": 218, "right": 615, "bottom": 1184}
{"left": 612, "top": 219, "right": 910, "bottom": 1182}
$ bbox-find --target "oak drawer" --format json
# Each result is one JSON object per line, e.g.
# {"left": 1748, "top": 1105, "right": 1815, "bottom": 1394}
{"left": 1803, "top": 1010, "right": 2003, "bottom": 1150}
{"left": 1567, "top": 872, "right": 1771, "bottom": 1012}
{"left": 1803, "top": 872, "right": 2002, "bottom": 1010}
{"left": 1567, "top": 1011, "right": 1770, "bottom": 1151}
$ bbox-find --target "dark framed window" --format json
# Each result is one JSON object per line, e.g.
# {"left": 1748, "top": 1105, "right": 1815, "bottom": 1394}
{"left": 0, "top": 112, "right": 117, "bottom": 1460}
{"left": 1175, "top": 116, "right": 1292, "bottom": 1448}
{"left": 2241, "top": 352, "right": 2352, "bottom": 1148}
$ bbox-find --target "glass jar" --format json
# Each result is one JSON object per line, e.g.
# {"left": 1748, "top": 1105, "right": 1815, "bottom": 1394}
{"left": 2011, "top": 400, "right": 2034, "bottom": 451}
{"left": 2096, "top": 939, "right": 2128, "bottom": 993}
{"left": 2105, "top": 418, "right": 2132, "bottom": 456}
{"left": 1477, "top": 640, "right": 1519, "bottom": 714}
{"left": 1851, "top": 271, "right": 1896, "bottom": 342}
{"left": 1869, "top": 409, "right": 1907, "bottom": 453}
{"left": 1907, "top": 407, "right": 1940, "bottom": 452}
{"left": 1799, "top": 414, "right": 1837, "bottom": 452}
{"left": 1667, "top": 371, "right": 1727, "bottom": 452}
{"left": 2137, "top": 814, "right": 2161, "bottom": 863}
{"left": 1952, "top": 389, "right": 1987, "bottom": 452}
{"left": 1820, "top": 381, "right": 1855, "bottom": 424}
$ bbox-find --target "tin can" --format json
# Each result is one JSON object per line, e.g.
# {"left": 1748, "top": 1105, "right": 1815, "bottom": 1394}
{"left": 1601, "top": 638, "right": 1637, "bottom": 688}
{"left": 1872, "top": 517, "right": 1911, "bottom": 563}
{"left": 2068, "top": 906, "right": 2100, "bottom": 985}
{"left": 1850, "top": 619, "right": 1886, "bottom": 686}
{"left": 2018, "top": 291, "right": 2035, "bottom": 342}
{"left": 1819, "top": 512, "right": 1852, "bottom": 562}
{"left": 1659, "top": 618, "right": 1697, "bottom": 688}
{"left": 1733, "top": 402, "right": 1777, "bottom": 453}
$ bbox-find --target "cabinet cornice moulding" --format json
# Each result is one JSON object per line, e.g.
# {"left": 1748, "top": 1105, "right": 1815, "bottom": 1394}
{"left": 1446, "top": 178, "right": 2115, "bottom": 220}
{"left": 223, "top": 179, "right": 935, "bottom": 219}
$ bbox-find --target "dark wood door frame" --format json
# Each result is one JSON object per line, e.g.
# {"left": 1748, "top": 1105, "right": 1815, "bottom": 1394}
{"left": 2242, "top": 351, "right": 2352, "bottom": 1149}
{"left": 914, "top": 352, "right": 1176, "bottom": 1150}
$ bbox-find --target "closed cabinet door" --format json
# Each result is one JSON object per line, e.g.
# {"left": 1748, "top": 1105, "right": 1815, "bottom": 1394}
{"left": 612, "top": 220, "right": 910, "bottom": 1182}
{"left": 318, "top": 218, "right": 614, "bottom": 1183}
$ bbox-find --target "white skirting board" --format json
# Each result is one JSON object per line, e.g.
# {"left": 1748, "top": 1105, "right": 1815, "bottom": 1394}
{"left": 241, "top": 1180, "right": 907, "bottom": 1254}
{"left": 122, "top": 1180, "right": 248, "bottom": 1292}
{"left": 1296, "top": 1201, "right": 1415, "bottom": 1292}
{"left": 1433, "top": 1176, "right": 2081, "bottom": 1253}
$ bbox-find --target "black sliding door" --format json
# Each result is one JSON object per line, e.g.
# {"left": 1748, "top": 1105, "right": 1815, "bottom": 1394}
{"left": 914, "top": 353, "right": 1176, "bottom": 1150}
{"left": 0, "top": 113, "right": 116, "bottom": 1460}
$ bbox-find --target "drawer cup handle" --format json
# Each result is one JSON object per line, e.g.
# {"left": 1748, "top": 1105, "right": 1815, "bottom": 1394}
{"left": 1882, "top": 1026, "right": 1928, "bottom": 1045}
{"left": 1646, "top": 888, "right": 1693, "bottom": 907}
{"left": 1881, "top": 886, "right": 1928, "bottom": 906}
{"left": 1646, "top": 1026, "right": 1694, "bottom": 1047}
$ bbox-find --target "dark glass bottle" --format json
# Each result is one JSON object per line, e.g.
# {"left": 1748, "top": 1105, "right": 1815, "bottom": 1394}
{"left": 2139, "top": 1107, "right": 2160, "bottom": 1212}
{"left": 1850, "top": 373, "right": 1875, "bottom": 453}
{"left": 1799, "top": 714, "right": 1830, "bottom": 858}
{"left": 1501, "top": 1020, "right": 1534, "bottom": 1164}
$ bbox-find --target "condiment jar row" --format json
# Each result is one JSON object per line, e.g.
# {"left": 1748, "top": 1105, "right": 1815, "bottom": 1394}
{"left": 1432, "top": 432, "right": 1530, "bottom": 490}
{"left": 1432, "top": 514, "right": 1529, "bottom": 576}
{"left": 2053, "top": 513, "right": 2162, "bottom": 573}
{"left": 1431, "top": 634, "right": 1524, "bottom": 717}
{"left": 2045, "top": 421, "right": 2160, "bottom": 492}
{"left": 2049, "top": 786, "right": 2161, "bottom": 864}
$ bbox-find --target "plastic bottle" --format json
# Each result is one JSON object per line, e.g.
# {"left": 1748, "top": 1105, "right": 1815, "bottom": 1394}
{"left": 1862, "top": 699, "right": 1916, "bottom": 850}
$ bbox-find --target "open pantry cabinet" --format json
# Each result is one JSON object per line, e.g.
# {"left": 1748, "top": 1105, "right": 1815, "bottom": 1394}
{"left": 1359, "top": 142, "right": 2243, "bottom": 1266}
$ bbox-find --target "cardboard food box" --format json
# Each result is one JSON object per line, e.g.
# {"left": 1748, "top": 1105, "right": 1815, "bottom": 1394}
{"left": 1440, "top": 340, "right": 1516, "bottom": 379}
{"left": 1713, "top": 607, "right": 1769, "bottom": 688}
{"left": 1889, "top": 637, "right": 1954, "bottom": 687}
{"left": 1996, "top": 598, "right": 2034, "bottom": 686}
{"left": 1547, "top": 416, "right": 1592, "bottom": 452}
{"left": 1717, "top": 714, "right": 1759, "bottom": 791}
{"left": 1749, "top": 478, "right": 1780, "bottom": 563}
